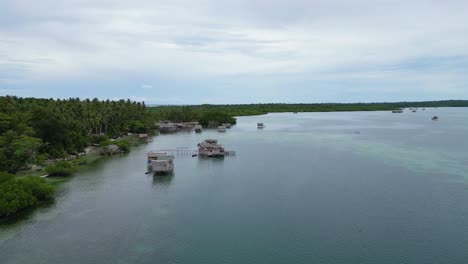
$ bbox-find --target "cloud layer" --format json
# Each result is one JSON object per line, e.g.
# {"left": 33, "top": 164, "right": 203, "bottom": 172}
{"left": 1, "top": 0, "right": 468, "bottom": 103}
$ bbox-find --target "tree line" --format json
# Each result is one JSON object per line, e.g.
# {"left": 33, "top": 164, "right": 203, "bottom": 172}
{"left": 0, "top": 96, "right": 157, "bottom": 174}
{"left": 151, "top": 106, "right": 236, "bottom": 127}
{"left": 151, "top": 100, "right": 468, "bottom": 119}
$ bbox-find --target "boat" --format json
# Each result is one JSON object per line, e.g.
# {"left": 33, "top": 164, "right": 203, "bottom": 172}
{"left": 392, "top": 109, "right": 403, "bottom": 113}
{"left": 432, "top": 116, "right": 438, "bottom": 121}
{"left": 223, "top": 123, "right": 232, "bottom": 129}
{"left": 293, "top": 112, "right": 298, "bottom": 114}
{"left": 147, "top": 152, "right": 174, "bottom": 175}
{"left": 257, "top": 123, "right": 264, "bottom": 129}
{"left": 412, "top": 110, "right": 417, "bottom": 112}
{"left": 197, "top": 139, "right": 225, "bottom": 157}
{"left": 194, "top": 125, "right": 202, "bottom": 133}
{"left": 218, "top": 125, "right": 226, "bottom": 132}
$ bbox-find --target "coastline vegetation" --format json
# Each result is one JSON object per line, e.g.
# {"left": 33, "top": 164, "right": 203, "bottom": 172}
{"left": 0, "top": 96, "right": 157, "bottom": 217}
{"left": 0, "top": 172, "right": 55, "bottom": 217}
{"left": 0, "top": 96, "right": 156, "bottom": 174}
{"left": 151, "top": 100, "right": 468, "bottom": 122}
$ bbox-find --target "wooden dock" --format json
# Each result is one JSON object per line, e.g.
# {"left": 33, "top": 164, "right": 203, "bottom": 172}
{"left": 157, "top": 147, "right": 236, "bottom": 156}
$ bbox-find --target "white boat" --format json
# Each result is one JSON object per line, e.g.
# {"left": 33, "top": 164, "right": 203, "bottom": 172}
{"left": 218, "top": 125, "right": 226, "bottom": 132}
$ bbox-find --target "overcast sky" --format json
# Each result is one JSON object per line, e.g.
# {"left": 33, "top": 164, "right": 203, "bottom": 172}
{"left": 1, "top": 0, "right": 468, "bottom": 104}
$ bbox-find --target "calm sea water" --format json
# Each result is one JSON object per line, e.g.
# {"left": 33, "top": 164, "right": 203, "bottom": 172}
{"left": 2, "top": 108, "right": 468, "bottom": 264}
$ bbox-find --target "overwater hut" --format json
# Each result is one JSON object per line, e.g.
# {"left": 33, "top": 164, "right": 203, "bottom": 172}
{"left": 194, "top": 125, "right": 202, "bottom": 133}
{"left": 223, "top": 123, "right": 232, "bottom": 128}
{"left": 147, "top": 152, "right": 174, "bottom": 175}
{"left": 159, "top": 122, "right": 177, "bottom": 133}
{"left": 208, "top": 121, "right": 219, "bottom": 128}
{"left": 218, "top": 125, "right": 226, "bottom": 132}
{"left": 139, "top": 133, "right": 149, "bottom": 141}
{"left": 198, "top": 139, "right": 225, "bottom": 157}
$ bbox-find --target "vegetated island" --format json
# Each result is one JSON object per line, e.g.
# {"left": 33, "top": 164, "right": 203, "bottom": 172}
{"left": 150, "top": 100, "right": 468, "bottom": 122}
{"left": 1, "top": 97, "right": 467, "bottom": 218}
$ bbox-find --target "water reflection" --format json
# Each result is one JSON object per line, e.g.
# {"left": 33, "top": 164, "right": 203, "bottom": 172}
{"left": 0, "top": 200, "right": 55, "bottom": 232}
{"left": 152, "top": 174, "right": 174, "bottom": 187}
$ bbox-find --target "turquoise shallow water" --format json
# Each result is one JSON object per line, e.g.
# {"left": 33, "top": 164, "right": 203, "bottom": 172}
{"left": 1, "top": 108, "right": 468, "bottom": 263}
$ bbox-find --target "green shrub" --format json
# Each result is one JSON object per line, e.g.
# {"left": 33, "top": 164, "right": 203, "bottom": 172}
{"left": 72, "top": 158, "right": 88, "bottom": 166}
{"left": 0, "top": 180, "right": 37, "bottom": 216}
{"left": 130, "top": 121, "right": 147, "bottom": 133}
{"left": 99, "top": 139, "right": 112, "bottom": 147}
{"left": 20, "top": 176, "right": 55, "bottom": 200}
{"left": 45, "top": 161, "right": 75, "bottom": 176}
{"left": 0, "top": 175, "right": 55, "bottom": 217}
{"left": 116, "top": 140, "right": 130, "bottom": 152}
{"left": 0, "top": 171, "right": 15, "bottom": 184}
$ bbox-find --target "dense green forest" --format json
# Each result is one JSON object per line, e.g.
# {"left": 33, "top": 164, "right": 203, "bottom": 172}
{"left": 150, "top": 100, "right": 468, "bottom": 122}
{"left": 0, "top": 96, "right": 157, "bottom": 174}
{"left": 152, "top": 106, "right": 236, "bottom": 126}
{"left": 0, "top": 96, "right": 157, "bottom": 217}
{"left": 0, "top": 172, "right": 55, "bottom": 217}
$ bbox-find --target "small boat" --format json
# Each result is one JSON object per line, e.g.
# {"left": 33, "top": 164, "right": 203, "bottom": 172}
{"left": 392, "top": 109, "right": 403, "bottom": 113}
{"left": 218, "top": 125, "right": 226, "bottom": 132}
{"left": 223, "top": 123, "right": 232, "bottom": 128}
{"left": 412, "top": 110, "right": 417, "bottom": 113}
{"left": 257, "top": 123, "right": 264, "bottom": 129}
{"left": 432, "top": 116, "right": 438, "bottom": 121}
{"left": 293, "top": 112, "right": 298, "bottom": 114}
{"left": 194, "top": 125, "right": 202, "bottom": 133}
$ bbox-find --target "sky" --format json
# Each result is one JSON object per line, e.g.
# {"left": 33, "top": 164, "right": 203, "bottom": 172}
{"left": 1, "top": 0, "right": 468, "bottom": 104}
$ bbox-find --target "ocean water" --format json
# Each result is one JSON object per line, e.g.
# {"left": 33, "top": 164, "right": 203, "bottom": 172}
{"left": 1, "top": 108, "right": 468, "bottom": 264}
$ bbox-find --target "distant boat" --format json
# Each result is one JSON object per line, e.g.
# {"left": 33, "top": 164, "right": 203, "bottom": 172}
{"left": 293, "top": 112, "right": 298, "bottom": 114}
{"left": 412, "top": 110, "right": 417, "bottom": 112}
{"left": 218, "top": 125, "right": 226, "bottom": 132}
{"left": 194, "top": 125, "right": 202, "bottom": 133}
{"left": 392, "top": 109, "right": 403, "bottom": 113}
{"left": 257, "top": 123, "right": 264, "bottom": 129}
{"left": 432, "top": 116, "right": 438, "bottom": 121}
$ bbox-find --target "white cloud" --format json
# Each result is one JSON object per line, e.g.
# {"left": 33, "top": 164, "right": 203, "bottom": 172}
{"left": 1, "top": 0, "right": 468, "bottom": 101}
{"left": 141, "top": 84, "right": 153, "bottom": 89}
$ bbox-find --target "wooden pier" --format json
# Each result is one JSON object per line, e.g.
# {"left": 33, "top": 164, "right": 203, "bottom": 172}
{"left": 157, "top": 147, "right": 236, "bottom": 156}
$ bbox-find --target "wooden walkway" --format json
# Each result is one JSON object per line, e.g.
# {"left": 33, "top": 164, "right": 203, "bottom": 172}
{"left": 156, "top": 147, "right": 236, "bottom": 156}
